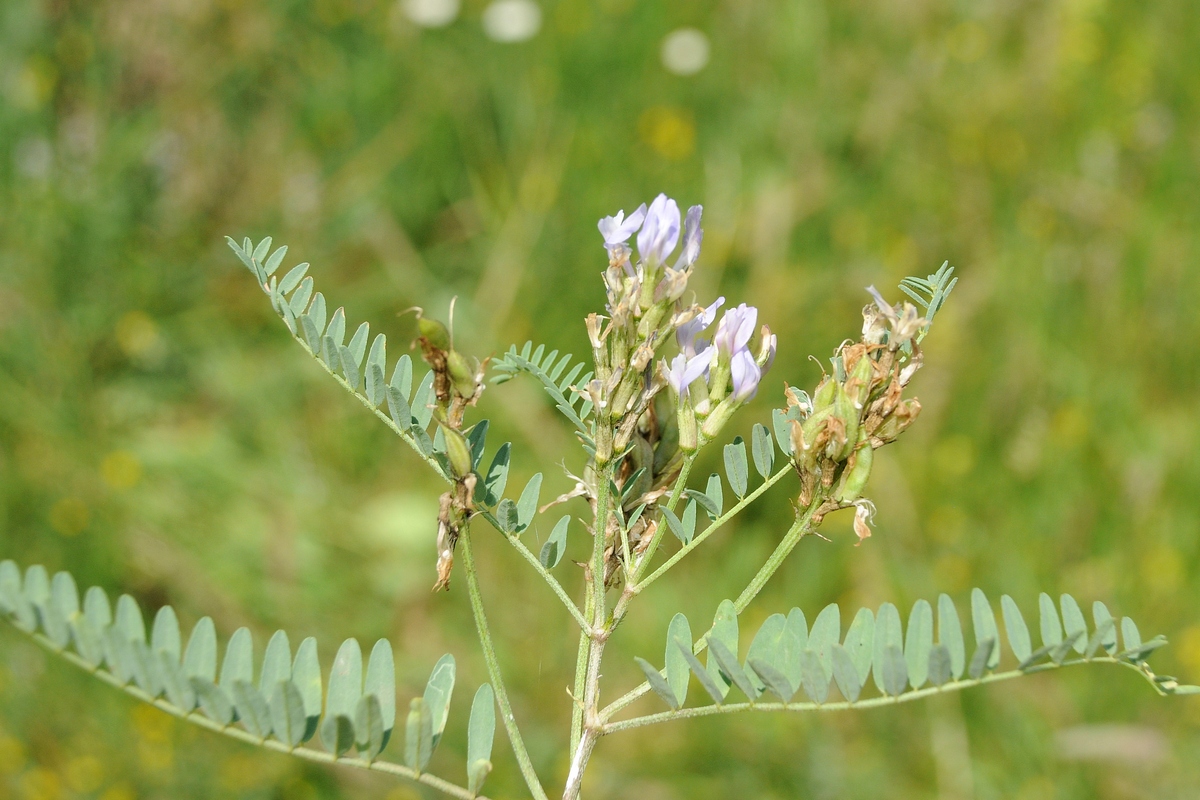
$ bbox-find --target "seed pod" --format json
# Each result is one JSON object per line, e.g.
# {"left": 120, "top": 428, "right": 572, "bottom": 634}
{"left": 794, "top": 406, "right": 834, "bottom": 472}
{"left": 439, "top": 423, "right": 474, "bottom": 478}
{"left": 836, "top": 440, "right": 874, "bottom": 503}
{"left": 417, "top": 315, "right": 451, "bottom": 352}
{"left": 844, "top": 348, "right": 875, "bottom": 408}
{"left": 828, "top": 383, "right": 860, "bottom": 461}
{"left": 812, "top": 377, "right": 837, "bottom": 411}
{"left": 447, "top": 350, "right": 478, "bottom": 399}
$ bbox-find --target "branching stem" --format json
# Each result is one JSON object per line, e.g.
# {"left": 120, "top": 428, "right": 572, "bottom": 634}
{"left": 460, "top": 529, "right": 549, "bottom": 800}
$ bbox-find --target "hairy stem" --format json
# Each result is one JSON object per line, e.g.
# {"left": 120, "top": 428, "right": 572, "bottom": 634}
{"left": 10, "top": 625, "right": 485, "bottom": 800}
{"left": 600, "top": 656, "right": 1157, "bottom": 734}
{"left": 460, "top": 529, "right": 549, "bottom": 800}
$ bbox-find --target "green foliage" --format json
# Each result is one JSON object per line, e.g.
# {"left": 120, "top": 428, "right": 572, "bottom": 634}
{"left": 0, "top": 560, "right": 491, "bottom": 795}
{"left": 492, "top": 343, "right": 594, "bottom": 442}
{"left": 635, "top": 590, "right": 1193, "bottom": 713}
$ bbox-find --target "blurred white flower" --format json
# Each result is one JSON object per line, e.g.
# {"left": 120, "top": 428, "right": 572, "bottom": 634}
{"left": 402, "top": 0, "right": 460, "bottom": 28}
{"left": 482, "top": 0, "right": 541, "bottom": 43}
{"left": 661, "top": 28, "right": 710, "bottom": 76}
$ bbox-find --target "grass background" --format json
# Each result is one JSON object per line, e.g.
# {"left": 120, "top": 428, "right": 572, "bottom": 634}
{"left": 2, "top": 0, "right": 1199, "bottom": 797}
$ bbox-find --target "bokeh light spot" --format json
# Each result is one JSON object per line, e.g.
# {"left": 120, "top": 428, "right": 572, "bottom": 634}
{"left": 101, "top": 451, "right": 142, "bottom": 490}
{"left": 661, "top": 28, "right": 710, "bottom": 76}
{"left": 483, "top": 0, "right": 542, "bottom": 43}
{"left": 402, "top": 0, "right": 460, "bottom": 28}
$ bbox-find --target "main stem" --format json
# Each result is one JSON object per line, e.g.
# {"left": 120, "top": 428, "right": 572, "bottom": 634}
{"left": 460, "top": 529, "right": 549, "bottom": 800}
{"left": 563, "top": 456, "right": 617, "bottom": 800}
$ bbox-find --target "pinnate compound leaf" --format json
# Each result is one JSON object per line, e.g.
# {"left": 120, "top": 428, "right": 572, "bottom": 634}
{"left": 830, "top": 644, "right": 862, "bottom": 702}
{"left": 184, "top": 617, "right": 218, "bottom": 681}
{"left": 971, "top": 589, "right": 1001, "bottom": 669}
{"left": 1039, "top": 592, "right": 1063, "bottom": 648}
{"left": 799, "top": 649, "right": 829, "bottom": 704}
{"left": 355, "top": 694, "right": 386, "bottom": 759}
{"left": 706, "top": 600, "right": 739, "bottom": 698}
{"left": 292, "top": 637, "right": 322, "bottom": 741}
{"left": 724, "top": 437, "right": 749, "bottom": 498}
{"left": 969, "top": 637, "right": 995, "bottom": 679}
{"left": 809, "top": 603, "right": 841, "bottom": 683}
{"left": 481, "top": 443, "right": 511, "bottom": 507}
{"left": 1092, "top": 601, "right": 1118, "bottom": 656}
{"left": 260, "top": 630, "right": 292, "bottom": 697}
{"left": 684, "top": 489, "right": 719, "bottom": 520}
{"left": 232, "top": 680, "right": 273, "bottom": 738}
{"left": 220, "top": 627, "right": 254, "bottom": 692}
{"left": 746, "top": 613, "right": 787, "bottom": 695}
{"left": 873, "top": 603, "right": 902, "bottom": 693}
{"left": 772, "top": 408, "right": 794, "bottom": 456}
{"left": 705, "top": 473, "right": 724, "bottom": 517}
{"left": 270, "top": 681, "right": 308, "bottom": 747}
{"left": 881, "top": 644, "right": 908, "bottom": 697}
{"left": 636, "top": 657, "right": 679, "bottom": 710}
{"left": 1060, "top": 594, "right": 1088, "bottom": 655}
{"left": 1121, "top": 617, "right": 1142, "bottom": 653}
{"left": 496, "top": 499, "right": 519, "bottom": 534}
{"left": 1002, "top": 595, "right": 1032, "bottom": 664}
{"left": 324, "top": 639, "right": 363, "bottom": 753}
{"left": 665, "top": 613, "right": 692, "bottom": 707}
{"left": 1086, "top": 617, "right": 1116, "bottom": 659}
{"left": 515, "top": 473, "right": 542, "bottom": 532}
{"left": 843, "top": 607, "right": 874, "bottom": 686}
{"left": 150, "top": 606, "right": 181, "bottom": 664}
{"left": 748, "top": 656, "right": 795, "bottom": 702}
{"left": 366, "top": 639, "right": 397, "bottom": 737}
{"left": 540, "top": 515, "right": 570, "bottom": 569}
{"left": 405, "top": 698, "right": 433, "bottom": 771}
{"left": 928, "top": 643, "right": 953, "bottom": 687}
{"left": 678, "top": 643, "right": 726, "bottom": 704}
{"left": 936, "top": 594, "right": 964, "bottom": 681}
{"left": 709, "top": 638, "right": 758, "bottom": 701}
{"left": 423, "top": 654, "right": 455, "bottom": 749}
{"left": 905, "top": 599, "right": 933, "bottom": 689}
{"left": 467, "top": 684, "right": 496, "bottom": 794}
{"left": 751, "top": 423, "right": 775, "bottom": 479}
{"left": 191, "top": 677, "right": 235, "bottom": 726}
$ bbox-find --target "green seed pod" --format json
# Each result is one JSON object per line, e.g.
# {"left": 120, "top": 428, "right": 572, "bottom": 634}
{"left": 873, "top": 397, "right": 921, "bottom": 444}
{"left": 418, "top": 315, "right": 451, "bottom": 352}
{"left": 439, "top": 423, "right": 474, "bottom": 478}
{"left": 829, "top": 383, "right": 860, "bottom": 461}
{"left": 836, "top": 441, "right": 874, "bottom": 503}
{"left": 845, "top": 348, "right": 875, "bottom": 408}
{"left": 795, "top": 406, "right": 834, "bottom": 471}
{"left": 812, "top": 377, "right": 837, "bottom": 411}
{"left": 447, "top": 349, "right": 478, "bottom": 399}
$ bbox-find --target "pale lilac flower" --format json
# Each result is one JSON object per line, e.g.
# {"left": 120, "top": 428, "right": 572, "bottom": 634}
{"left": 730, "top": 348, "right": 763, "bottom": 401}
{"left": 714, "top": 303, "right": 758, "bottom": 355}
{"left": 598, "top": 204, "right": 647, "bottom": 251}
{"left": 676, "top": 296, "right": 725, "bottom": 358}
{"left": 673, "top": 205, "right": 704, "bottom": 269}
{"left": 664, "top": 346, "right": 714, "bottom": 399}
{"left": 637, "top": 194, "right": 681, "bottom": 264}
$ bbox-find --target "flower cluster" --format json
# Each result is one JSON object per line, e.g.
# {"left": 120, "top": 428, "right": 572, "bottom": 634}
{"left": 593, "top": 194, "right": 777, "bottom": 459}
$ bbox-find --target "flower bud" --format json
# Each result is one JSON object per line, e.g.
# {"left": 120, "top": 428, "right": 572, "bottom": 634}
{"left": 828, "top": 383, "right": 860, "bottom": 461}
{"left": 439, "top": 422, "right": 474, "bottom": 478}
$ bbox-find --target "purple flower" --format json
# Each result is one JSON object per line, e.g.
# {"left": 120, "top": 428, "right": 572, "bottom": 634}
{"left": 664, "top": 346, "right": 714, "bottom": 399}
{"left": 637, "top": 194, "right": 681, "bottom": 265}
{"left": 730, "top": 348, "right": 763, "bottom": 401}
{"left": 673, "top": 205, "right": 704, "bottom": 269}
{"left": 598, "top": 204, "right": 647, "bottom": 251}
{"left": 676, "top": 296, "right": 725, "bottom": 358}
{"left": 714, "top": 303, "right": 758, "bottom": 355}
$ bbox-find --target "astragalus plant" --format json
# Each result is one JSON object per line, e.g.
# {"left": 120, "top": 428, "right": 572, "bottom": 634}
{"left": 3, "top": 194, "right": 1193, "bottom": 799}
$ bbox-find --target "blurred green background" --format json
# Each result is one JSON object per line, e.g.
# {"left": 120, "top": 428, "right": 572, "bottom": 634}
{"left": 2, "top": 0, "right": 1199, "bottom": 798}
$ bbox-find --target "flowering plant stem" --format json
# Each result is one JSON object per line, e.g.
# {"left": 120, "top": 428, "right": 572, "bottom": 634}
{"left": 460, "top": 528, "right": 550, "bottom": 800}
